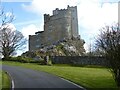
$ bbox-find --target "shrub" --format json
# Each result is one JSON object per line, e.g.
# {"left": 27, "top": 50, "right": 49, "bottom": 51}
{"left": 39, "top": 60, "right": 47, "bottom": 65}
{"left": 2, "top": 56, "right": 34, "bottom": 63}
{"left": 11, "top": 56, "right": 21, "bottom": 62}
{"left": 2, "top": 56, "right": 50, "bottom": 65}
{"left": 22, "top": 57, "right": 34, "bottom": 63}
{"left": 47, "top": 59, "right": 52, "bottom": 66}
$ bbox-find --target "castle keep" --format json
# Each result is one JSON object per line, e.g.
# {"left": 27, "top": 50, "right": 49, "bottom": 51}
{"left": 29, "top": 6, "right": 80, "bottom": 51}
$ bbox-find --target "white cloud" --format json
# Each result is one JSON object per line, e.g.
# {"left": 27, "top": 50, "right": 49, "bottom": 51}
{"left": 20, "top": 24, "right": 43, "bottom": 54}
{"left": 14, "top": 20, "right": 41, "bottom": 26}
{"left": 78, "top": 2, "right": 118, "bottom": 51}
{"left": 21, "top": 24, "right": 42, "bottom": 39}
{"left": 1, "top": 0, "right": 32, "bottom": 2}
{"left": 22, "top": 0, "right": 79, "bottom": 15}
{"left": 22, "top": 0, "right": 118, "bottom": 52}
{"left": 0, "top": 23, "right": 16, "bottom": 31}
{"left": 78, "top": 2, "right": 118, "bottom": 35}
{"left": 8, "top": 23, "right": 16, "bottom": 31}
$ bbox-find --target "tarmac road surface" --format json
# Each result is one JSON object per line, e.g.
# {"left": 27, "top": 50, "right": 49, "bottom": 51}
{"left": 2, "top": 65, "right": 85, "bottom": 89}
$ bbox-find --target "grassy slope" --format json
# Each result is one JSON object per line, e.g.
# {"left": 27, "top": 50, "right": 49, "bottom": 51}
{"left": 0, "top": 61, "right": 11, "bottom": 89}
{"left": 0, "top": 70, "right": 11, "bottom": 89}
{"left": 0, "top": 70, "right": 2, "bottom": 90}
{"left": 2, "top": 61, "right": 118, "bottom": 89}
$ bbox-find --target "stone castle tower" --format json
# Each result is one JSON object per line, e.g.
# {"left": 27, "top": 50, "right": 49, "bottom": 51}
{"left": 29, "top": 5, "right": 79, "bottom": 51}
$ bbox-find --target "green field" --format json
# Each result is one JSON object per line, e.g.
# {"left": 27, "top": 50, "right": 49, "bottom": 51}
{"left": 0, "top": 61, "right": 11, "bottom": 89}
{"left": 0, "top": 70, "right": 11, "bottom": 89}
{"left": 2, "top": 61, "right": 119, "bottom": 89}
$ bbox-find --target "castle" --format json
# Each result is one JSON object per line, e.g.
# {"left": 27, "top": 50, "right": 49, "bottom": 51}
{"left": 29, "top": 5, "right": 80, "bottom": 51}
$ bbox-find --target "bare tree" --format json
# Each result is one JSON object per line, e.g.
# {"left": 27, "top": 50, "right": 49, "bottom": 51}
{"left": 0, "top": 8, "right": 26, "bottom": 59}
{"left": 95, "top": 24, "right": 120, "bottom": 86}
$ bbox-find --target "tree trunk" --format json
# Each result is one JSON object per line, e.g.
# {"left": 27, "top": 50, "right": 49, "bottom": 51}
{"left": 4, "top": 53, "right": 10, "bottom": 60}
{"left": 3, "top": 49, "right": 10, "bottom": 60}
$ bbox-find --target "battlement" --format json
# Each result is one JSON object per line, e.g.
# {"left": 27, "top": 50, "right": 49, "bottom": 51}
{"left": 44, "top": 14, "right": 50, "bottom": 23}
{"left": 67, "top": 5, "right": 77, "bottom": 8}
{"left": 44, "top": 5, "right": 77, "bottom": 23}
{"left": 53, "top": 5, "right": 77, "bottom": 15}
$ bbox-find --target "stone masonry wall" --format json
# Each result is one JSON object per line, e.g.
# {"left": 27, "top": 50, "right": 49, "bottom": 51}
{"left": 51, "top": 56, "right": 109, "bottom": 66}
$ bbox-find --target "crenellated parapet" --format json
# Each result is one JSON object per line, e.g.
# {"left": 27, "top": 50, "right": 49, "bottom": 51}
{"left": 44, "top": 14, "right": 50, "bottom": 23}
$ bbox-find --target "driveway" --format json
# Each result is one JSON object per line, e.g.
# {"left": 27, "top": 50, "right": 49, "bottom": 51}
{"left": 2, "top": 65, "right": 85, "bottom": 89}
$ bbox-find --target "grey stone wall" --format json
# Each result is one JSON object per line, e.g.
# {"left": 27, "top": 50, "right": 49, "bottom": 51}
{"left": 51, "top": 56, "right": 109, "bottom": 66}
{"left": 29, "top": 5, "right": 80, "bottom": 51}
{"left": 29, "top": 32, "right": 45, "bottom": 51}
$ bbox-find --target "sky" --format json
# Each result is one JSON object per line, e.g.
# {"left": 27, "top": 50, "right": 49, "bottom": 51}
{"left": 0, "top": 0, "right": 119, "bottom": 55}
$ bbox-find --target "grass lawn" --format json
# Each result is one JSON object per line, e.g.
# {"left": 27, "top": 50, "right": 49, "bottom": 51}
{"left": 0, "top": 61, "right": 11, "bottom": 89}
{"left": 2, "top": 61, "right": 118, "bottom": 89}
{"left": 0, "top": 70, "right": 11, "bottom": 89}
